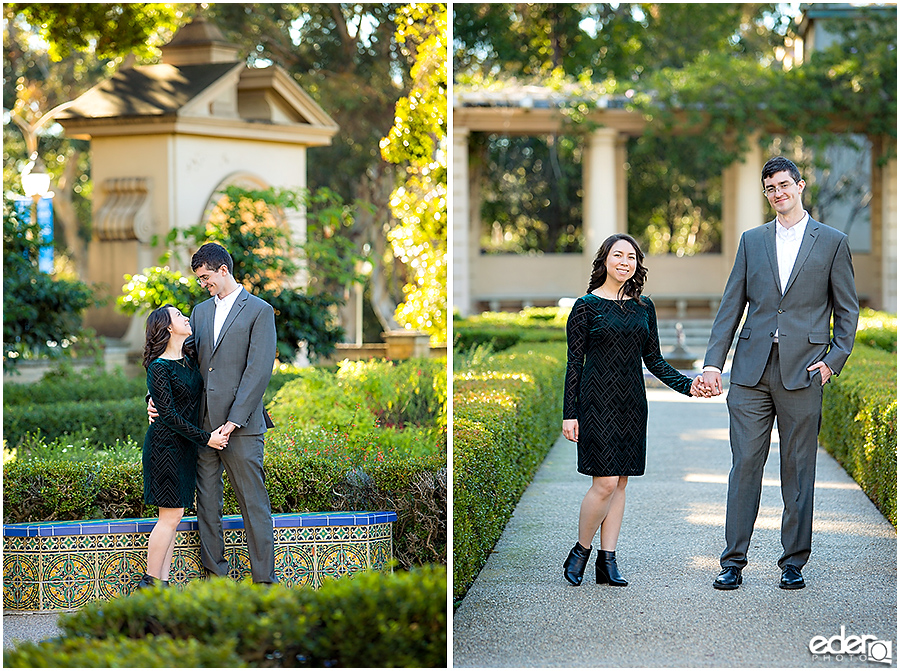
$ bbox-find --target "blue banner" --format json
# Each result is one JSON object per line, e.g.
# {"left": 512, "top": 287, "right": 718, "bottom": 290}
{"left": 12, "top": 196, "right": 54, "bottom": 273}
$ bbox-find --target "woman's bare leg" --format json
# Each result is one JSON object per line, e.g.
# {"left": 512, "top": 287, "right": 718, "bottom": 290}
{"left": 146, "top": 507, "right": 183, "bottom": 579}
{"left": 577, "top": 476, "right": 620, "bottom": 548}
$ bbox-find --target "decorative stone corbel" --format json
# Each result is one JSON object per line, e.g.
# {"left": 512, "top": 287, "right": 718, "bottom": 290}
{"left": 94, "top": 177, "right": 153, "bottom": 242}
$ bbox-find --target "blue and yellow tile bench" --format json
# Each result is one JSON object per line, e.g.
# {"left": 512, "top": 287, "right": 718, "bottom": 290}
{"left": 3, "top": 511, "right": 397, "bottom": 612}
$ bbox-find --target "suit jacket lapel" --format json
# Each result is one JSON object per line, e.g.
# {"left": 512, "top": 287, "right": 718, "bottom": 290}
{"left": 762, "top": 221, "right": 780, "bottom": 293}
{"left": 212, "top": 290, "right": 248, "bottom": 355}
{"left": 203, "top": 300, "right": 216, "bottom": 360}
{"left": 783, "top": 219, "right": 819, "bottom": 297}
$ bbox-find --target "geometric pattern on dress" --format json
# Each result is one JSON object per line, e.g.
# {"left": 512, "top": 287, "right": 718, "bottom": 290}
{"left": 143, "top": 357, "right": 206, "bottom": 508}
{"left": 564, "top": 294, "right": 693, "bottom": 477}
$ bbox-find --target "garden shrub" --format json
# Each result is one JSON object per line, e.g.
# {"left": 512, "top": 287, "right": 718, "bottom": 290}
{"left": 854, "top": 308, "right": 896, "bottom": 353}
{"left": 4, "top": 634, "right": 245, "bottom": 668}
{"left": 820, "top": 343, "right": 897, "bottom": 526}
{"left": 6, "top": 566, "right": 446, "bottom": 668}
{"left": 3, "top": 398, "right": 147, "bottom": 448}
{"left": 452, "top": 341, "right": 565, "bottom": 602}
{"left": 3, "top": 365, "right": 147, "bottom": 406}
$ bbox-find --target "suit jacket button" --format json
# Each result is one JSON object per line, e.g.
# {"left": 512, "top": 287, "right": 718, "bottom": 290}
{"left": 209, "top": 367, "right": 213, "bottom": 372}
{"left": 778, "top": 309, "right": 784, "bottom": 314}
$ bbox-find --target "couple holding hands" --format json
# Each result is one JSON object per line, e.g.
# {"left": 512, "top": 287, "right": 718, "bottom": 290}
{"left": 561, "top": 156, "right": 859, "bottom": 591}
{"left": 138, "top": 243, "right": 278, "bottom": 590}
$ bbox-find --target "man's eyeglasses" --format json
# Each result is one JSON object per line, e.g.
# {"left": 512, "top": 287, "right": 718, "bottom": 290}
{"left": 762, "top": 180, "right": 796, "bottom": 197}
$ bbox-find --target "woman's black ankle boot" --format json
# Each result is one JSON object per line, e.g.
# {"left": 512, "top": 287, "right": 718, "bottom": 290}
{"left": 596, "top": 550, "right": 628, "bottom": 586}
{"left": 563, "top": 542, "right": 592, "bottom": 586}
{"left": 135, "top": 573, "right": 157, "bottom": 591}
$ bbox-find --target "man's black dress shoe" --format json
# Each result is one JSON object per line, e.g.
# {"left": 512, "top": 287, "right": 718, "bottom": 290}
{"left": 713, "top": 566, "right": 742, "bottom": 590}
{"left": 779, "top": 565, "right": 805, "bottom": 590}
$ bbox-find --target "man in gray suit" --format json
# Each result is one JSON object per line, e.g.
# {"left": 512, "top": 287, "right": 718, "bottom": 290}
{"left": 699, "top": 156, "right": 858, "bottom": 591}
{"left": 150, "top": 242, "right": 278, "bottom": 583}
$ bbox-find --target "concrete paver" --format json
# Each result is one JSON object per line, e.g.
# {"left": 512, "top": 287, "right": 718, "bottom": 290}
{"left": 453, "top": 388, "right": 897, "bottom": 667}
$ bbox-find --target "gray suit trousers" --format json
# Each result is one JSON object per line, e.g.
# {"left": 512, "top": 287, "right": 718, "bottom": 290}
{"left": 722, "top": 343, "right": 823, "bottom": 570}
{"left": 196, "top": 423, "right": 276, "bottom": 583}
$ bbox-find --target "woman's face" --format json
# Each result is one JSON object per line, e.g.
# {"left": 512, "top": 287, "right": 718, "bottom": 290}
{"left": 166, "top": 307, "right": 192, "bottom": 337}
{"left": 605, "top": 239, "right": 637, "bottom": 284}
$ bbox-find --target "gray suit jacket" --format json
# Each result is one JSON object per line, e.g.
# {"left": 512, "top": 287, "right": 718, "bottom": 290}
{"left": 704, "top": 217, "right": 859, "bottom": 390}
{"left": 189, "top": 288, "right": 277, "bottom": 434}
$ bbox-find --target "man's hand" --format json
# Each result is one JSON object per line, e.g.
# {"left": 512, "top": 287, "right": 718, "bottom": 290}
{"left": 702, "top": 370, "right": 723, "bottom": 396}
{"left": 807, "top": 361, "right": 832, "bottom": 386}
{"left": 562, "top": 419, "right": 578, "bottom": 442}
{"left": 690, "top": 376, "right": 712, "bottom": 398}
{"left": 219, "top": 421, "right": 239, "bottom": 437}
{"left": 147, "top": 398, "right": 158, "bottom": 424}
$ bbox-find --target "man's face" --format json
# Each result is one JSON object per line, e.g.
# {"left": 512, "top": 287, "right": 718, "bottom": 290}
{"left": 194, "top": 263, "right": 229, "bottom": 298}
{"left": 763, "top": 169, "right": 805, "bottom": 217}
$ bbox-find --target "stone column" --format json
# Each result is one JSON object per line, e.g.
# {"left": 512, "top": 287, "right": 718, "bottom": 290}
{"left": 722, "top": 139, "right": 763, "bottom": 266}
{"left": 453, "top": 127, "right": 472, "bottom": 316}
{"left": 583, "top": 128, "right": 620, "bottom": 275}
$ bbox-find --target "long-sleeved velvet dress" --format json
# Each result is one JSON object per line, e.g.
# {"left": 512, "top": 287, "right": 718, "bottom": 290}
{"left": 563, "top": 294, "right": 693, "bottom": 477}
{"left": 143, "top": 357, "right": 210, "bottom": 508}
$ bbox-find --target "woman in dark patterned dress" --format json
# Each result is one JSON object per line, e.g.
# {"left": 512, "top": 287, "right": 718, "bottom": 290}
{"left": 137, "top": 305, "right": 229, "bottom": 590}
{"left": 561, "top": 234, "right": 710, "bottom": 587}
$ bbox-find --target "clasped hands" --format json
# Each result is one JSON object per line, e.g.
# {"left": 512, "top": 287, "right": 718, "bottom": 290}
{"left": 690, "top": 371, "right": 722, "bottom": 398}
{"left": 147, "top": 399, "right": 233, "bottom": 450}
{"left": 690, "top": 360, "right": 832, "bottom": 398}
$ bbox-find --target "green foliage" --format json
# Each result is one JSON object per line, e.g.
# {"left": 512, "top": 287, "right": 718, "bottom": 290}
{"left": 117, "top": 266, "right": 206, "bottom": 318}
{"left": 118, "top": 186, "right": 370, "bottom": 362}
{"left": 453, "top": 341, "right": 565, "bottom": 602}
{"left": 855, "top": 308, "right": 897, "bottom": 353}
{"left": 269, "top": 357, "right": 447, "bottom": 436}
{"left": 820, "top": 344, "right": 897, "bottom": 526}
{"left": 4, "top": 3, "right": 181, "bottom": 61}
{"left": 37, "top": 567, "right": 447, "bottom": 668}
{"left": 3, "top": 457, "right": 148, "bottom": 522}
{"left": 3, "top": 634, "right": 245, "bottom": 668}
{"left": 3, "top": 398, "right": 147, "bottom": 449}
{"left": 3, "top": 201, "right": 99, "bottom": 369}
{"left": 453, "top": 307, "right": 569, "bottom": 353}
{"left": 380, "top": 3, "right": 448, "bottom": 344}
{"left": 3, "top": 365, "right": 146, "bottom": 406}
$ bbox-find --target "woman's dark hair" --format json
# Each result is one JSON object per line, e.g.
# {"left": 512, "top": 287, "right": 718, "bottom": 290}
{"left": 142, "top": 304, "right": 195, "bottom": 369}
{"left": 191, "top": 242, "right": 233, "bottom": 275}
{"left": 587, "top": 233, "right": 647, "bottom": 303}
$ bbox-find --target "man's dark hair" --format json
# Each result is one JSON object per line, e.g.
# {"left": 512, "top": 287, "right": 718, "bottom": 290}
{"left": 761, "top": 156, "right": 802, "bottom": 184}
{"left": 191, "top": 242, "right": 233, "bottom": 275}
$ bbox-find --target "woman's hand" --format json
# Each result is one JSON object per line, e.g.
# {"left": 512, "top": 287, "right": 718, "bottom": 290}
{"left": 562, "top": 419, "right": 579, "bottom": 442}
{"left": 690, "top": 375, "right": 714, "bottom": 398}
{"left": 207, "top": 426, "right": 229, "bottom": 450}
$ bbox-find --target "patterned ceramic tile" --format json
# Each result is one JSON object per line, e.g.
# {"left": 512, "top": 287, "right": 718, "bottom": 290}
{"left": 4, "top": 512, "right": 396, "bottom": 612}
{"left": 98, "top": 551, "right": 145, "bottom": 600}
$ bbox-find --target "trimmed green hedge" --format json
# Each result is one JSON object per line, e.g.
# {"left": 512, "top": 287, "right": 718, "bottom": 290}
{"left": 2, "top": 452, "right": 446, "bottom": 568}
{"left": 453, "top": 307, "right": 568, "bottom": 353}
{"left": 452, "top": 342, "right": 565, "bottom": 602}
{"left": 820, "top": 343, "right": 897, "bottom": 526}
{"left": 3, "top": 398, "right": 147, "bottom": 448}
{"left": 854, "top": 308, "right": 897, "bottom": 353}
{"left": 3, "top": 366, "right": 147, "bottom": 406}
{"left": 5, "top": 566, "right": 447, "bottom": 668}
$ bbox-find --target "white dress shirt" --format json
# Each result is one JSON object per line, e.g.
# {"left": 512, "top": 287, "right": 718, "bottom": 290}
{"left": 213, "top": 285, "right": 243, "bottom": 346}
{"left": 773, "top": 212, "right": 808, "bottom": 341}
{"left": 704, "top": 211, "right": 809, "bottom": 372}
